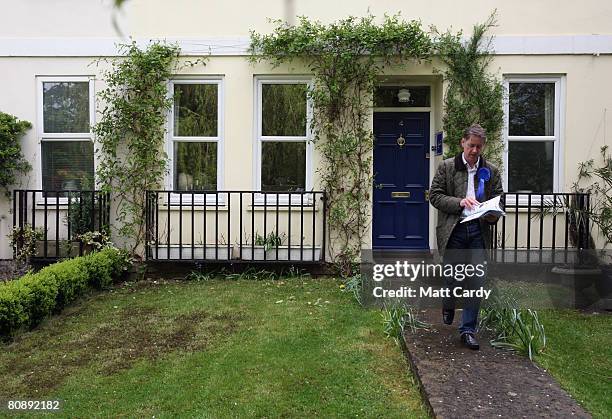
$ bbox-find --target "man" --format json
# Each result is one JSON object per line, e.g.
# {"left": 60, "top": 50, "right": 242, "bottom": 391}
{"left": 429, "top": 124, "right": 503, "bottom": 350}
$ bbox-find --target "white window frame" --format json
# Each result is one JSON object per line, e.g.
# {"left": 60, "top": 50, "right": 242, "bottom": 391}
{"left": 36, "top": 76, "right": 95, "bottom": 204}
{"left": 503, "top": 75, "right": 565, "bottom": 206}
{"left": 254, "top": 77, "right": 314, "bottom": 205}
{"left": 166, "top": 77, "right": 224, "bottom": 205}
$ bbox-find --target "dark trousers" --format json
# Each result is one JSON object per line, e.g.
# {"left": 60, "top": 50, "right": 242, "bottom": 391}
{"left": 443, "top": 220, "right": 487, "bottom": 335}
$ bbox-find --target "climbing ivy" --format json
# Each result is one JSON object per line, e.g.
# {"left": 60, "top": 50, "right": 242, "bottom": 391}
{"left": 251, "top": 15, "right": 433, "bottom": 275}
{"left": 0, "top": 111, "right": 32, "bottom": 195}
{"left": 435, "top": 14, "right": 504, "bottom": 167}
{"left": 250, "top": 14, "right": 504, "bottom": 275}
{"left": 94, "top": 42, "right": 181, "bottom": 256}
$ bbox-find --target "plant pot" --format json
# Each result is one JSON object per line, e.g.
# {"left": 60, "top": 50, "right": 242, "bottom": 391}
{"left": 551, "top": 265, "right": 603, "bottom": 309}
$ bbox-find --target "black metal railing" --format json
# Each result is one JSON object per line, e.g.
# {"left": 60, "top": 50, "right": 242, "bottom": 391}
{"left": 145, "top": 190, "right": 327, "bottom": 263}
{"left": 13, "top": 189, "right": 111, "bottom": 259}
{"left": 490, "top": 192, "right": 591, "bottom": 263}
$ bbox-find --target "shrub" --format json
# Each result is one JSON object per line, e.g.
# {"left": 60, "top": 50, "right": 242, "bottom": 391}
{"left": 17, "top": 272, "right": 58, "bottom": 326}
{"left": 8, "top": 225, "right": 44, "bottom": 265}
{"left": 82, "top": 247, "right": 130, "bottom": 288}
{"left": 0, "top": 247, "right": 131, "bottom": 340}
{"left": 100, "top": 247, "right": 132, "bottom": 277}
{"left": 0, "top": 284, "right": 28, "bottom": 338}
{"left": 0, "top": 111, "right": 32, "bottom": 194}
{"left": 42, "top": 258, "right": 90, "bottom": 309}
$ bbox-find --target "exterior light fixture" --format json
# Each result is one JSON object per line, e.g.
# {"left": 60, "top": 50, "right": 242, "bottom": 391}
{"left": 397, "top": 88, "right": 411, "bottom": 103}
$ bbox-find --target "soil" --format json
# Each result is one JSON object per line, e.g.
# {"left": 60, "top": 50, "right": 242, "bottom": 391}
{"left": 402, "top": 309, "right": 591, "bottom": 418}
{"left": 0, "top": 260, "right": 29, "bottom": 282}
{"left": 1, "top": 294, "right": 245, "bottom": 397}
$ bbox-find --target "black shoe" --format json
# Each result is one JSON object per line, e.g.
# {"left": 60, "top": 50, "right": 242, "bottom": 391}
{"left": 442, "top": 309, "right": 455, "bottom": 325}
{"left": 461, "top": 333, "right": 480, "bottom": 350}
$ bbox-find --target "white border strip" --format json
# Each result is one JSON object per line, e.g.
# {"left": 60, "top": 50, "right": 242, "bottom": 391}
{"left": 2, "top": 35, "right": 612, "bottom": 57}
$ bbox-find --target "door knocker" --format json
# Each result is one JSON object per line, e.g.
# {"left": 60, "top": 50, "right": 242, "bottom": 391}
{"left": 397, "top": 134, "right": 406, "bottom": 148}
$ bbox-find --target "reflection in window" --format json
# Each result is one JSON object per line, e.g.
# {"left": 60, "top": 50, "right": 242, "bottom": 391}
{"left": 173, "top": 84, "right": 218, "bottom": 137}
{"left": 508, "top": 142, "right": 554, "bottom": 193}
{"left": 262, "top": 84, "right": 307, "bottom": 136}
{"left": 509, "top": 83, "right": 555, "bottom": 136}
{"left": 374, "top": 86, "right": 431, "bottom": 108}
{"left": 261, "top": 142, "right": 306, "bottom": 191}
{"left": 173, "top": 142, "right": 217, "bottom": 190}
{"left": 43, "top": 82, "right": 90, "bottom": 133}
{"left": 42, "top": 141, "right": 94, "bottom": 191}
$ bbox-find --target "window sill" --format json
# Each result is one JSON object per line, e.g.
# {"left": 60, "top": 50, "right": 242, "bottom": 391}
{"left": 504, "top": 194, "right": 566, "bottom": 208}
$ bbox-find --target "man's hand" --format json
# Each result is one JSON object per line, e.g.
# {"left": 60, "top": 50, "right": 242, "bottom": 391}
{"left": 460, "top": 197, "right": 480, "bottom": 210}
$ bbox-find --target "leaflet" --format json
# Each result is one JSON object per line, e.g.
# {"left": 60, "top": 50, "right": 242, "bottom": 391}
{"left": 460, "top": 195, "right": 506, "bottom": 223}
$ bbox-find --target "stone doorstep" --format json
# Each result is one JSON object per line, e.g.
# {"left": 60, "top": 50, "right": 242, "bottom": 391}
{"left": 401, "top": 309, "right": 591, "bottom": 419}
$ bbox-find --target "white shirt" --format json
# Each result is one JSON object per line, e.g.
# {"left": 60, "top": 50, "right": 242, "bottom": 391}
{"left": 461, "top": 153, "right": 480, "bottom": 218}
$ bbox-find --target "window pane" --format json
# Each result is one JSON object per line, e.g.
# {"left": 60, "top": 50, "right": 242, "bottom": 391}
{"left": 174, "top": 142, "right": 217, "bottom": 190}
{"left": 42, "top": 141, "right": 94, "bottom": 191}
{"left": 374, "top": 86, "right": 430, "bottom": 107}
{"left": 261, "top": 142, "right": 306, "bottom": 191}
{"left": 174, "top": 84, "right": 218, "bottom": 137}
{"left": 262, "top": 84, "right": 307, "bottom": 136}
{"left": 509, "top": 82, "right": 555, "bottom": 136}
{"left": 43, "top": 82, "right": 90, "bottom": 133}
{"left": 508, "top": 141, "right": 554, "bottom": 193}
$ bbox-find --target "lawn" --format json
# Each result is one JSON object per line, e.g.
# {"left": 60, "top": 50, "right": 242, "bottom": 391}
{"left": 0, "top": 276, "right": 428, "bottom": 418}
{"left": 535, "top": 309, "right": 612, "bottom": 419}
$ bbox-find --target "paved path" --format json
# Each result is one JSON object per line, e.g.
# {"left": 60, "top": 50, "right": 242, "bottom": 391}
{"left": 402, "top": 309, "right": 591, "bottom": 418}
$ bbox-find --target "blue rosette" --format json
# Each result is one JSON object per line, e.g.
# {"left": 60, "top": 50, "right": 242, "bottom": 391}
{"left": 476, "top": 167, "right": 491, "bottom": 201}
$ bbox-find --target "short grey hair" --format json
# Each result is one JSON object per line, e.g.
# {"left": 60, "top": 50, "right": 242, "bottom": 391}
{"left": 463, "top": 123, "right": 486, "bottom": 142}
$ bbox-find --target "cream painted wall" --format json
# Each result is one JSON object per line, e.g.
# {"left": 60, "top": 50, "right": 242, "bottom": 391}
{"left": 2, "top": 0, "right": 612, "bottom": 39}
{"left": 101, "top": 0, "right": 612, "bottom": 38}
{"left": 0, "top": 0, "right": 118, "bottom": 38}
{"left": 2, "top": 0, "right": 612, "bottom": 259}
{"left": 493, "top": 55, "right": 612, "bottom": 192}
{"left": 2, "top": 53, "right": 612, "bottom": 258}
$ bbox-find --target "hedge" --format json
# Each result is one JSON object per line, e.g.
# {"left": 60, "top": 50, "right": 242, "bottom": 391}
{"left": 0, "top": 247, "right": 131, "bottom": 339}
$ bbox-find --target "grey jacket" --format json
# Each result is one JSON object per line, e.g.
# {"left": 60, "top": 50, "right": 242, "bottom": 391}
{"left": 429, "top": 153, "right": 504, "bottom": 255}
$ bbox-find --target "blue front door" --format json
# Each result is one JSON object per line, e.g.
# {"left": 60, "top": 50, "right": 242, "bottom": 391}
{"left": 373, "top": 112, "right": 430, "bottom": 249}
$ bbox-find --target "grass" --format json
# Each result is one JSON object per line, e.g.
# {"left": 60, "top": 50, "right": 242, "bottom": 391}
{"left": 0, "top": 277, "right": 428, "bottom": 418}
{"left": 535, "top": 309, "right": 612, "bottom": 419}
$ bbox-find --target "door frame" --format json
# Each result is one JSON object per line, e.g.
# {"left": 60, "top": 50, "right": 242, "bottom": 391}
{"left": 372, "top": 81, "right": 436, "bottom": 250}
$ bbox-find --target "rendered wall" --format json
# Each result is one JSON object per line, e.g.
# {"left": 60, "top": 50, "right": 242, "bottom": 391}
{"left": 1, "top": 1, "right": 612, "bottom": 258}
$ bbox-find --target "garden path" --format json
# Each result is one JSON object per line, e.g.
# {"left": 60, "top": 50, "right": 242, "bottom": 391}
{"left": 402, "top": 309, "right": 591, "bottom": 418}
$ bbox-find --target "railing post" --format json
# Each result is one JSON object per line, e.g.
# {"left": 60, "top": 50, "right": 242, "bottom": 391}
{"left": 215, "top": 192, "right": 219, "bottom": 260}
{"left": 145, "top": 191, "right": 150, "bottom": 261}
{"left": 31, "top": 190, "right": 36, "bottom": 233}
{"left": 312, "top": 192, "right": 316, "bottom": 262}
{"left": 12, "top": 189, "right": 17, "bottom": 259}
{"left": 155, "top": 192, "right": 159, "bottom": 260}
{"left": 191, "top": 191, "right": 195, "bottom": 261}
{"left": 288, "top": 192, "right": 292, "bottom": 261}
{"left": 239, "top": 192, "right": 243, "bottom": 260}
{"left": 179, "top": 192, "right": 183, "bottom": 260}
{"left": 321, "top": 192, "right": 327, "bottom": 262}
{"left": 585, "top": 193, "right": 591, "bottom": 249}
{"left": 227, "top": 192, "right": 231, "bottom": 261}
{"left": 44, "top": 192, "right": 48, "bottom": 258}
